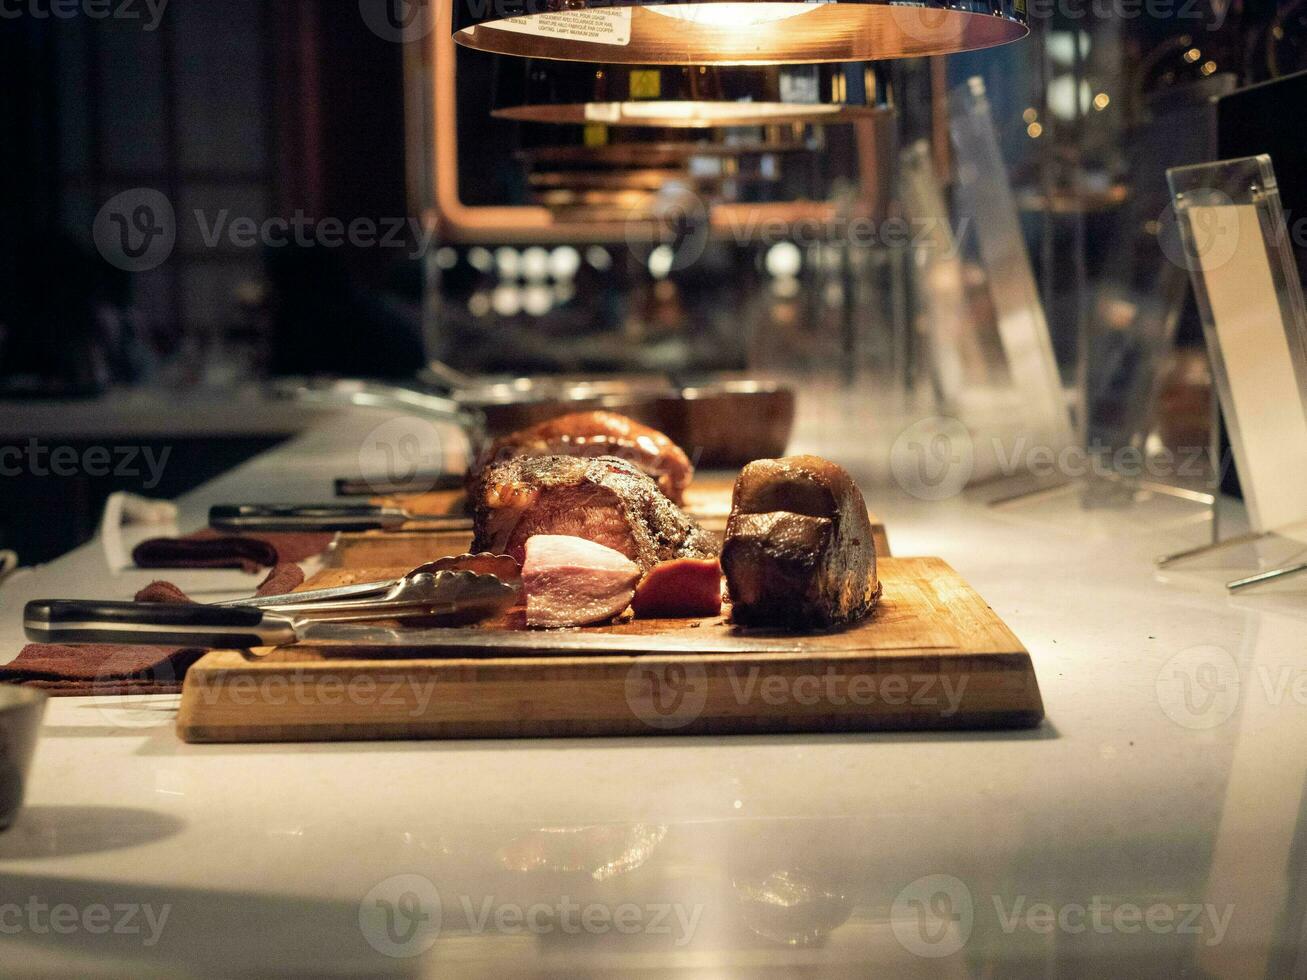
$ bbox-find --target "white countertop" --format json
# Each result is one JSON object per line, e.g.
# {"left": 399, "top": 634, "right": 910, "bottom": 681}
{"left": 0, "top": 386, "right": 334, "bottom": 440}
{"left": 1, "top": 401, "right": 1305, "bottom": 977}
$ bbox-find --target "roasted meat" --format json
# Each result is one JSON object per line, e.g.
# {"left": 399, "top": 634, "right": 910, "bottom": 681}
{"left": 522, "top": 535, "right": 641, "bottom": 628}
{"left": 631, "top": 558, "right": 723, "bottom": 619}
{"left": 469, "top": 411, "right": 694, "bottom": 503}
{"left": 472, "top": 455, "right": 716, "bottom": 570}
{"left": 722, "top": 456, "right": 878, "bottom": 629}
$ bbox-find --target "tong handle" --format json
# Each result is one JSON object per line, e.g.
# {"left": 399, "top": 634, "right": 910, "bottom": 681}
{"left": 23, "top": 600, "right": 297, "bottom": 648}
{"left": 209, "top": 504, "right": 409, "bottom": 532}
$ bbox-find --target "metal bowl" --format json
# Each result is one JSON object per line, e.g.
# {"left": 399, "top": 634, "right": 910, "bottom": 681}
{"left": 0, "top": 686, "right": 46, "bottom": 832}
{"left": 655, "top": 379, "right": 796, "bottom": 466}
{"left": 453, "top": 375, "right": 676, "bottom": 438}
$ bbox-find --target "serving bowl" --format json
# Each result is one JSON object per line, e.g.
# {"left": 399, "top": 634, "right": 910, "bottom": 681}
{"left": 0, "top": 686, "right": 47, "bottom": 831}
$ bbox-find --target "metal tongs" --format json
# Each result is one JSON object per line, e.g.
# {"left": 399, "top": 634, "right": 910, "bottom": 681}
{"left": 24, "top": 555, "right": 520, "bottom": 649}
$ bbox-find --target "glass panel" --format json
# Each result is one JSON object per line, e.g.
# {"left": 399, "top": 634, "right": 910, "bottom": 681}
{"left": 1167, "top": 154, "right": 1307, "bottom": 536}
{"left": 948, "top": 77, "right": 1076, "bottom": 462}
{"left": 1085, "top": 76, "right": 1234, "bottom": 460}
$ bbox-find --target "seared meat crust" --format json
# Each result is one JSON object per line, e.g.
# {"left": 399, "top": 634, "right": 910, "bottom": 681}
{"left": 468, "top": 411, "right": 693, "bottom": 503}
{"left": 472, "top": 455, "right": 715, "bottom": 570}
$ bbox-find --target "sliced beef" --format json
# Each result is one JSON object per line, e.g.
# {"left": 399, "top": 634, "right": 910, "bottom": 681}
{"left": 523, "top": 535, "right": 641, "bottom": 628}
{"left": 472, "top": 455, "right": 716, "bottom": 571}
{"left": 722, "top": 455, "right": 878, "bottom": 629}
{"left": 469, "top": 411, "right": 693, "bottom": 503}
{"left": 631, "top": 558, "right": 723, "bottom": 619}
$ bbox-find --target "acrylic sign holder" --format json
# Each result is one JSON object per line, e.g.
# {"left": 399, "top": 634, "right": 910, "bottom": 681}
{"left": 1159, "top": 155, "right": 1307, "bottom": 590}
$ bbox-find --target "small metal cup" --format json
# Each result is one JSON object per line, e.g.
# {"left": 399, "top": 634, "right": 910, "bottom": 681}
{"left": 0, "top": 686, "right": 47, "bottom": 832}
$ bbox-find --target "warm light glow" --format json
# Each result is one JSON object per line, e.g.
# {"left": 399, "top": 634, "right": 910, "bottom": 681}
{"left": 1022, "top": 107, "right": 1038, "bottom": 123}
{"left": 495, "top": 247, "right": 521, "bottom": 279}
{"left": 1183, "top": 47, "right": 1201, "bottom": 63}
{"left": 1200, "top": 59, "right": 1217, "bottom": 76}
{"left": 521, "top": 246, "right": 550, "bottom": 281}
{"left": 1092, "top": 92, "right": 1109, "bottom": 110}
{"left": 1026, "top": 121, "right": 1043, "bottom": 138}
{"left": 765, "top": 242, "right": 802, "bottom": 278}
{"left": 491, "top": 285, "right": 521, "bottom": 316}
{"left": 468, "top": 247, "right": 493, "bottom": 273}
{"left": 583, "top": 100, "right": 841, "bottom": 125}
{"left": 773, "top": 275, "right": 801, "bottom": 298}
{"left": 645, "top": 2, "right": 827, "bottom": 28}
{"left": 549, "top": 246, "right": 581, "bottom": 280}
{"left": 648, "top": 244, "right": 675, "bottom": 279}
{"left": 522, "top": 284, "right": 553, "bottom": 315}
{"left": 1047, "top": 76, "right": 1091, "bottom": 120}
{"left": 453, "top": 0, "right": 1030, "bottom": 68}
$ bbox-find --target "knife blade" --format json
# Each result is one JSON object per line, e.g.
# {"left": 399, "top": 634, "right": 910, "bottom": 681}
{"left": 23, "top": 600, "right": 833, "bottom": 655}
{"left": 209, "top": 504, "right": 472, "bottom": 533}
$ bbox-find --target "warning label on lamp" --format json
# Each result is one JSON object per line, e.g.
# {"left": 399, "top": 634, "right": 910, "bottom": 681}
{"left": 482, "top": 8, "right": 632, "bottom": 44}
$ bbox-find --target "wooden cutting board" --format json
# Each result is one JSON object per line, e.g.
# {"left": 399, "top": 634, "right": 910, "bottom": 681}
{"left": 176, "top": 557, "right": 1043, "bottom": 743}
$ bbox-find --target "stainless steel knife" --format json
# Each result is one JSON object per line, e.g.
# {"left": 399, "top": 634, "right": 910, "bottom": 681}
{"left": 209, "top": 504, "right": 472, "bottom": 533}
{"left": 24, "top": 570, "right": 519, "bottom": 649}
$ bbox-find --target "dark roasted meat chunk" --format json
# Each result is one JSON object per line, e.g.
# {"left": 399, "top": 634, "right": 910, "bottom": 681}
{"left": 722, "top": 455, "right": 878, "bottom": 629}
{"left": 472, "top": 455, "right": 716, "bottom": 570}
{"left": 469, "top": 411, "right": 693, "bottom": 503}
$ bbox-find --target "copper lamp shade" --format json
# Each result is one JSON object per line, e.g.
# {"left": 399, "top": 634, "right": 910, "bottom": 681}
{"left": 453, "top": 0, "right": 1027, "bottom": 65}
{"left": 515, "top": 135, "right": 817, "bottom": 169}
{"left": 493, "top": 62, "right": 890, "bottom": 127}
{"left": 516, "top": 123, "right": 822, "bottom": 215}
{"left": 518, "top": 126, "right": 811, "bottom": 199}
{"left": 517, "top": 124, "right": 821, "bottom": 166}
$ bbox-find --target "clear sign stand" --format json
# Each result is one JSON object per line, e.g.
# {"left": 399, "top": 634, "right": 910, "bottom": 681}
{"left": 948, "top": 77, "right": 1079, "bottom": 500}
{"left": 1159, "top": 155, "right": 1307, "bottom": 590}
{"left": 899, "top": 81, "right": 1079, "bottom": 495}
{"left": 900, "top": 79, "right": 1244, "bottom": 523}
{"left": 904, "top": 78, "right": 1208, "bottom": 508}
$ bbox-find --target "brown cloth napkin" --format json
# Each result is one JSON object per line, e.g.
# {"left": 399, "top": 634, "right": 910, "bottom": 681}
{"left": 0, "top": 563, "right": 305, "bottom": 696}
{"left": 132, "top": 529, "right": 333, "bottom": 573}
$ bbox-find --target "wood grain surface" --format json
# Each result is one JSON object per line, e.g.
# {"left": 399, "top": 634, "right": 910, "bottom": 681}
{"left": 176, "top": 557, "right": 1043, "bottom": 743}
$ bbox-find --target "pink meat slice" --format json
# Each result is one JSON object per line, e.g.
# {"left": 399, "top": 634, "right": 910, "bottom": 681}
{"left": 523, "top": 535, "right": 642, "bottom": 628}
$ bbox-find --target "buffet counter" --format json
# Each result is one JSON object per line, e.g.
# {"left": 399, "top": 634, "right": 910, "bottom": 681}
{"left": 0, "top": 405, "right": 1302, "bottom": 977}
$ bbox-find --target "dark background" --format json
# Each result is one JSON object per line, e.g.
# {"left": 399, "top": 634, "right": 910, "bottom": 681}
{"left": 0, "top": 1, "right": 413, "bottom": 561}
{"left": 0, "top": 0, "right": 412, "bottom": 385}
